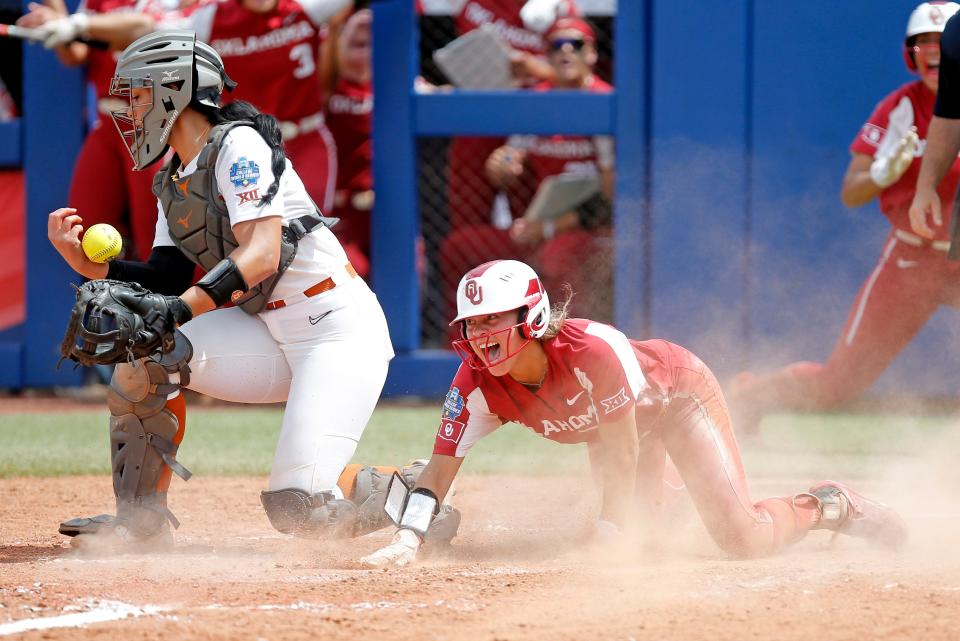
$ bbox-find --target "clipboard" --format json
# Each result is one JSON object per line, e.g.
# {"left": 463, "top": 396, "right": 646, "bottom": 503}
{"left": 522, "top": 173, "right": 601, "bottom": 221}
{"left": 433, "top": 24, "right": 515, "bottom": 89}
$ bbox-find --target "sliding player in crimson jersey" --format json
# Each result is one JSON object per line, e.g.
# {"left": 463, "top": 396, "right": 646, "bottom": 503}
{"left": 360, "top": 260, "right": 908, "bottom": 566}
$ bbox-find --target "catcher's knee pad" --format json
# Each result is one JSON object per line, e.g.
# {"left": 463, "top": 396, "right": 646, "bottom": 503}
{"left": 260, "top": 489, "right": 357, "bottom": 538}
{"left": 347, "top": 461, "right": 427, "bottom": 537}
{"left": 107, "top": 331, "right": 193, "bottom": 536}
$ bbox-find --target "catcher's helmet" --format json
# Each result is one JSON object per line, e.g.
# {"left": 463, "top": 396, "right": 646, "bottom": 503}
{"left": 903, "top": 1, "right": 959, "bottom": 71}
{"left": 109, "top": 30, "right": 236, "bottom": 170}
{"left": 450, "top": 260, "right": 551, "bottom": 370}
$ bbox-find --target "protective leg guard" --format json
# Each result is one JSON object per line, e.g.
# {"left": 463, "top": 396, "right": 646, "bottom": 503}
{"left": 349, "top": 461, "right": 426, "bottom": 536}
{"left": 260, "top": 489, "right": 358, "bottom": 538}
{"left": 60, "top": 332, "right": 193, "bottom": 542}
{"left": 260, "top": 462, "right": 429, "bottom": 539}
{"left": 424, "top": 504, "right": 461, "bottom": 546}
{"left": 801, "top": 481, "right": 908, "bottom": 550}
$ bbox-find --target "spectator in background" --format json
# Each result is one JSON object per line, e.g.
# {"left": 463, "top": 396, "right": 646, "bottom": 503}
{"left": 17, "top": 0, "right": 164, "bottom": 261}
{"left": 439, "top": 17, "right": 614, "bottom": 335}
{"left": 324, "top": 8, "right": 374, "bottom": 279}
{"left": 439, "top": 0, "right": 579, "bottom": 234}
{"left": 183, "top": 0, "right": 351, "bottom": 214}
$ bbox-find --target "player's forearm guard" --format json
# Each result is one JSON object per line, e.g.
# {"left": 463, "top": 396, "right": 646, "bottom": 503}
{"left": 196, "top": 257, "right": 249, "bottom": 307}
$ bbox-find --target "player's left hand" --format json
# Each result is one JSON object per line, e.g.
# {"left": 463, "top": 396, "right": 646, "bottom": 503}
{"left": 360, "top": 528, "right": 421, "bottom": 567}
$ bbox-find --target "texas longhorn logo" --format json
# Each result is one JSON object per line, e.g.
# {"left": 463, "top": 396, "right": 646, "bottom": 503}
{"left": 465, "top": 279, "right": 483, "bottom": 305}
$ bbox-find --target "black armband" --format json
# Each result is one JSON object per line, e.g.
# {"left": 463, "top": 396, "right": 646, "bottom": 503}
{"left": 196, "top": 257, "right": 249, "bottom": 307}
{"left": 575, "top": 192, "right": 613, "bottom": 230}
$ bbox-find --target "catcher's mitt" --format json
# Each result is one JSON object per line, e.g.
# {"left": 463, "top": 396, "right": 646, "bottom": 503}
{"left": 60, "top": 279, "right": 192, "bottom": 366}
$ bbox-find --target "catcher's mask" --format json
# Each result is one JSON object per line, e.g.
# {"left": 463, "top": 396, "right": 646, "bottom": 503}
{"left": 60, "top": 280, "right": 163, "bottom": 367}
{"left": 449, "top": 260, "right": 550, "bottom": 371}
{"left": 110, "top": 30, "right": 235, "bottom": 170}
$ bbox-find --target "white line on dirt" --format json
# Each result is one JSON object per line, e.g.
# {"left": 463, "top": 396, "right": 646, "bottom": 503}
{"left": 0, "top": 600, "right": 164, "bottom": 636}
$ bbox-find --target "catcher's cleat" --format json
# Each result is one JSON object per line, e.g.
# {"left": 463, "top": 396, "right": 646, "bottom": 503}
{"left": 802, "top": 481, "right": 908, "bottom": 550}
{"left": 60, "top": 513, "right": 174, "bottom": 554}
{"left": 59, "top": 514, "right": 115, "bottom": 537}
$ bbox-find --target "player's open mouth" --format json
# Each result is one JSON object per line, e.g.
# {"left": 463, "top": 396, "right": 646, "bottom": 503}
{"left": 480, "top": 340, "right": 501, "bottom": 363}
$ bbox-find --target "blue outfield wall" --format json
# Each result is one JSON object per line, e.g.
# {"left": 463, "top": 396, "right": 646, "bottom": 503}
{"left": 6, "top": 0, "right": 958, "bottom": 398}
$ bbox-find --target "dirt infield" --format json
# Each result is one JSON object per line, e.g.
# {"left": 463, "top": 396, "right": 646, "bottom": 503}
{"left": 2, "top": 472, "right": 959, "bottom": 641}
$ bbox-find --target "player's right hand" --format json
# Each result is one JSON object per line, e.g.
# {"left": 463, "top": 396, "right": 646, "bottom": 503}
{"left": 870, "top": 127, "right": 919, "bottom": 188}
{"left": 360, "top": 528, "right": 421, "bottom": 567}
{"left": 909, "top": 186, "right": 943, "bottom": 239}
{"left": 47, "top": 207, "right": 84, "bottom": 256}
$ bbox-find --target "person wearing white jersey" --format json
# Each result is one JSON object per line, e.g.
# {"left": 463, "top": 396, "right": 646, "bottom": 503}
{"left": 47, "top": 30, "right": 425, "bottom": 550}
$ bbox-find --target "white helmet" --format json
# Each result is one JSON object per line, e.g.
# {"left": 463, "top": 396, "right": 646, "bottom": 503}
{"left": 906, "top": 2, "right": 959, "bottom": 38}
{"left": 451, "top": 260, "right": 551, "bottom": 339}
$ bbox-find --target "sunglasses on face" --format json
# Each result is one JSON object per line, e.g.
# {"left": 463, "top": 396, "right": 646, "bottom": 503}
{"left": 548, "top": 37, "right": 587, "bottom": 53}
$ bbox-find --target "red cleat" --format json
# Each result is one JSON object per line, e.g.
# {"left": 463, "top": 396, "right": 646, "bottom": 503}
{"left": 804, "top": 481, "right": 908, "bottom": 550}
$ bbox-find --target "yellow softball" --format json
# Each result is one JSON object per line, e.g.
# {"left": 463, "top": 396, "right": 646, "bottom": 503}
{"left": 81, "top": 223, "right": 123, "bottom": 263}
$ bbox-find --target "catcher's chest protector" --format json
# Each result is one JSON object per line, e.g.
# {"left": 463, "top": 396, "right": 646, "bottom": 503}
{"left": 154, "top": 121, "right": 300, "bottom": 314}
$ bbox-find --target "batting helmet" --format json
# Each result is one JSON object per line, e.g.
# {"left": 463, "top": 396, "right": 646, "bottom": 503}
{"left": 903, "top": 1, "right": 959, "bottom": 71}
{"left": 109, "top": 30, "right": 236, "bottom": 170}
{"left": 449, "top": 260, "right": 551, "bottom": 370}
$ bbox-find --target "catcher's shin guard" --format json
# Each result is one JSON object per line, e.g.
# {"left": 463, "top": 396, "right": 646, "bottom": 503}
{"left": 104, "top": 331, "right": 193, "bottom": 537}
{"left": 346, "top": 461, "right": 427, "bottom": 536}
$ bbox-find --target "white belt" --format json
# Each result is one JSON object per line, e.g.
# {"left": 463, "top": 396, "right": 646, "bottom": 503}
{"left": 97, "top": 97, "right": 126, "bottom": 115}
{"left": 279, "top": 111, "right": 325, "bottom": 141}
{"left": 894, "top": 229, "right": 951, "bottom": 251}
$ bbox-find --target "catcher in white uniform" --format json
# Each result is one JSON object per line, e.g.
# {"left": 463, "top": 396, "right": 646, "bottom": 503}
{"left": 48, "top": 30, "right": 430, "bottom": 548}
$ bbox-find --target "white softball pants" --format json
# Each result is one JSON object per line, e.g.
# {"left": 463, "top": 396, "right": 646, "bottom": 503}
{"left": 177, "top": 277, "right": 394, "bottom": 496}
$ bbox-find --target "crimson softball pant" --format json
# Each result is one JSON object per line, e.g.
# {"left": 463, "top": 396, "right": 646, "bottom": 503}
{"left": 69, "top": 117, "right": 160, "bottom": 261}
{"left": 285, "top": 126, "right": 338, "bottom": 214}
{"left": 736, "top": 230, "right": 960, "bottom": 413}
{"left": 640, "top": 340, "right": 818, "bottom": 557}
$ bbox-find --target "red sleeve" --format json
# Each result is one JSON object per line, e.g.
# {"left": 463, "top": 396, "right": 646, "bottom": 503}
{"left": 432, "top": 366, "right": 503, "bottom": 457}
{"left": 850, "top": 91, "right": 900, "bottom": 156}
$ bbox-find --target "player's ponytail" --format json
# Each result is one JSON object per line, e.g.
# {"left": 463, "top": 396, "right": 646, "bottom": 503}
{"left": 541, "top": 284, "right": 573, "bottom": 340}
{"left": 193, "top": 99, "right": 286, "bottom": 207}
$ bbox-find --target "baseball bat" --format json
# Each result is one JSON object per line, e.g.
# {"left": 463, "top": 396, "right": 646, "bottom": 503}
{"left": 0, "top": 23, "right": 109, "bottom": 49}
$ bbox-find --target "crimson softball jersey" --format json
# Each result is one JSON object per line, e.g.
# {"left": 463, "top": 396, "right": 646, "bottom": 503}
{"left": 433, "top": 319, "right": 700, "bottom": 457}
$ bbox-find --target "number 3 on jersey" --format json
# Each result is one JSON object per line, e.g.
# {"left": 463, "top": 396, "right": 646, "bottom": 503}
{"left": 289, "top": 42, "right": 316, "bottom": 79}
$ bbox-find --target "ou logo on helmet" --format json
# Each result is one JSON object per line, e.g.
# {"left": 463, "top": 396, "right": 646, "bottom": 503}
{"left": 465, "top": 279, "right": 483, "bottom": 305}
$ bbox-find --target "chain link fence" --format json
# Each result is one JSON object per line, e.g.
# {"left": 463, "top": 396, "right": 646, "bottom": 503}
{"left": 416, "top": 6, "right": 616, "bottom": 347}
